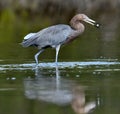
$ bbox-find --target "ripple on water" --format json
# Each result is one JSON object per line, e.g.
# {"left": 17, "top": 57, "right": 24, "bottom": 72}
{"left": 0, "top": 61, "right": 120, "bottom": 71}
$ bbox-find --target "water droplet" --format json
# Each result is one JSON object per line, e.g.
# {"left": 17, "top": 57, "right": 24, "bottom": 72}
{"left": 11, "top": 77, "right": 16, "bottom": 80}
{"left": 98, "top": 72, "right": 101, "bottom": 74}
{"left": 93, "top": 72, "right": 96, "bottom": 74}
{"left": 6, "top": 77, "right": 10, "bottom": 80}
{"left": 76, "top": 75, "right": 80, "bottom": 77}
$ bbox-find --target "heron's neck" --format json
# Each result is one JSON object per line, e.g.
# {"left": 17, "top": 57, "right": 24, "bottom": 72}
{"left": 70, "top": 19, "right": 85, "bottom": 34}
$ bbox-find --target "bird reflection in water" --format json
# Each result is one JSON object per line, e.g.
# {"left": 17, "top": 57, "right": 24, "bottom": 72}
{"left": 24, "top": 67, "right": 96, "bottom": 113}
{"left": 24, "top": 67, "right": 73, "bottom": 105}
{"left": 71, "top": 86, "right": 96, "bottom": 114}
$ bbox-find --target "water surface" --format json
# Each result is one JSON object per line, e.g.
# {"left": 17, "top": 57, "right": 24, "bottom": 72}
{"left": 0, "top": 60, "right": 120, "bottom": 114}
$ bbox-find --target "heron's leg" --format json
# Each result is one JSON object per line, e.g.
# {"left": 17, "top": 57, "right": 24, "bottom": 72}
{"left": 34, "top": 49, "right": 44, "bottom": 65}
{"left": 55, "top": 45, "right": 61, "bottom": 65}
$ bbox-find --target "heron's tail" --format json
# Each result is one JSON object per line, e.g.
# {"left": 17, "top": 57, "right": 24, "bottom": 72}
{"left": 21, "top": 33, "right": 37, "bottom": 47}
{"left": 21, "top": 38, "right": 37, "bottom": 47}
{"left": 21, "top": 39, "right": 31, "bottom": 47}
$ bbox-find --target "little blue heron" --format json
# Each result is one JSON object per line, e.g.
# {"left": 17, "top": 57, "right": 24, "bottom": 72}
{"left": 21, "top": 14, "right": 99, "bottom": 65}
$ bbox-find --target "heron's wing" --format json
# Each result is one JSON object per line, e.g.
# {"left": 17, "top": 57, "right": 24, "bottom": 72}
{"left": 21, "top": 24, "right": 72, "bottom": 48}
{"left": 35, "top": 24, "right": 72, "bottom": 48}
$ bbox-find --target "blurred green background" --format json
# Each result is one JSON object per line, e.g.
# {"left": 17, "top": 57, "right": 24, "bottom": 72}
{"left": 0, "top": 0, "right": 120, "bottom": 62}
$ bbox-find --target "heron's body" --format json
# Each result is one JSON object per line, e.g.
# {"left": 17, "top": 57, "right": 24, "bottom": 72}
{"left": 22, "top": 24, "right": 83, "bottom": 49}
{"left": 21, "top": 14, "right": 99, "bottom": 65}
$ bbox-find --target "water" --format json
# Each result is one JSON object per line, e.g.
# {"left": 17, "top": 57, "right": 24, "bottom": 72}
{"left": 0, "top": 59, "right": 120, "bottom": 114}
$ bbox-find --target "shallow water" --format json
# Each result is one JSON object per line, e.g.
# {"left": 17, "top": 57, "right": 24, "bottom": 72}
{"left": 0, "top": 60, "right": 120, "bottom": 114}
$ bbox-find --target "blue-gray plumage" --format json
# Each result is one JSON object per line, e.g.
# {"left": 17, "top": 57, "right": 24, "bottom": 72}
{"left": 21, "top": 14, "right": 99, "bottom": 65}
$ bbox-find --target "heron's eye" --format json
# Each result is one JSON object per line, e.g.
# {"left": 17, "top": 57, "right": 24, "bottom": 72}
{"left": 79, "top": 20, "right": 82, "bottom": 23}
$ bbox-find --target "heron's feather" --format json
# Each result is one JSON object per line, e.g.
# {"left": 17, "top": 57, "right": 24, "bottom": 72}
{"left": 21, "top": 24, "right": 73, "bottom": 48}
{"left": 24, "top": 33, "right": 36, "bottom": 40}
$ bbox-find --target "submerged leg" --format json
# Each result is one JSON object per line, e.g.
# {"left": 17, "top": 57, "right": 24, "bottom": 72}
{"left": 55, "top": 45, "right": 61, "bottom": 65}
{"left": 34, "top": 49, "right": 44, "bottom": 65}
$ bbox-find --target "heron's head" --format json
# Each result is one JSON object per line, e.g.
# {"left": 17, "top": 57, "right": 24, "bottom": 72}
{"left": 70, "top": 14, "right": 100, "bottom": 30}
{"left": 80, "top": 14, "right": 100, "bottom": 28}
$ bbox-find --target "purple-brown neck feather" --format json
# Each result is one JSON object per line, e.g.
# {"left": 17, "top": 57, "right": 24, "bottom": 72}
{"left": 70, "top": 14, "right": 85, "bottom": 32}
{"left": 65, "top": 14, "right": 85, "bottom": 43}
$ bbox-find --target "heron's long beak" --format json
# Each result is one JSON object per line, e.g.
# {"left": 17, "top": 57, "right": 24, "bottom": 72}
{"left": 84, "top": 18, "right": 100, "bottom": 28}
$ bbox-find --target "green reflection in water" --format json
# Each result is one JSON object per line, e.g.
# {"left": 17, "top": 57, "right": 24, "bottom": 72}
{"left": 0, "top": 63, "right": 120, "bottom": 114}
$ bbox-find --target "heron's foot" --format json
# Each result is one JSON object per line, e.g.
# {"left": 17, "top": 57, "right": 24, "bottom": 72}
{"left": 31, "top": 63, "right": 39, "bottom": 70}
{"left": 35, "top": 63, "right": 39, "bottom": 68}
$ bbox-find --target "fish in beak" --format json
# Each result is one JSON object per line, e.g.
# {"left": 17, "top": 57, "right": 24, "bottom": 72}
{"left": 84, "top": 17, "right": 100, "bottom": 28}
